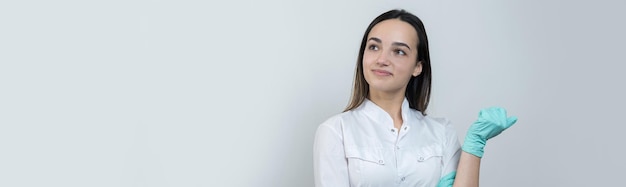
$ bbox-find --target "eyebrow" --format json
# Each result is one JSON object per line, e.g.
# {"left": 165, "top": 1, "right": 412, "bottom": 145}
{"left": 392, "top": 42, "right": 411, "bottom": 50}
{"left": 367, "top": 37, "right": 411, "bottom": 50}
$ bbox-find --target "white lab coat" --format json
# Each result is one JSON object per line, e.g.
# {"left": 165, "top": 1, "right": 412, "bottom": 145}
{"left": 314, "top": 98, "right": 461, "bottom": 187}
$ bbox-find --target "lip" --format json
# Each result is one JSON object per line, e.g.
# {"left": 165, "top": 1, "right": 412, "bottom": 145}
{"left": 372, "top": 69, "right": 392, "bottom": 76}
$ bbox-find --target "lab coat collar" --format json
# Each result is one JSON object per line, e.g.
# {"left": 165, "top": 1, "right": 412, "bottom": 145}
{"left": 357, "top": 98, "right": 421, "bottom": 128}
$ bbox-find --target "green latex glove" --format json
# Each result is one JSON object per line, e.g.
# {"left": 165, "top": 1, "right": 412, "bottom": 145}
{"left": 436, "top": 171, "right": 456, "bottom": 187}
{"left": 462, "top": 107, "right": 518, "bottom": 158}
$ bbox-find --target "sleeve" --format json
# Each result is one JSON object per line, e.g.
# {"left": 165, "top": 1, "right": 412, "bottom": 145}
{"left": 436, "top": 119, "right": 462, "bottom": 187}
{"left": 313, "top": 120, "right": 350, "bottom": 187}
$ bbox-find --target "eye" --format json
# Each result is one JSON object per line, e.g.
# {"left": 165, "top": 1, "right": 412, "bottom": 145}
{"left": 394, "top": 49, "right": 406, "bottom": 56}
{"left": 368, "top": 44, "right": 379, "bottom": 51}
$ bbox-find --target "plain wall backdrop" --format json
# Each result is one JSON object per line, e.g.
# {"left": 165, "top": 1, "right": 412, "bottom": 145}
{"left": 1, "top": 0, "right": 625, "bottom": 186}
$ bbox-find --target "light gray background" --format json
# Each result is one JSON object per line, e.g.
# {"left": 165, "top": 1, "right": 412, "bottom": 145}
{"left": 1, "top": 0, "right": 624, "bottom": 186}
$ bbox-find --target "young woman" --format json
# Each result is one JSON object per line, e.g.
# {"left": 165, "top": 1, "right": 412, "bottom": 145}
{"left": 313, "top": 9, "right": 517, "bottom": 187}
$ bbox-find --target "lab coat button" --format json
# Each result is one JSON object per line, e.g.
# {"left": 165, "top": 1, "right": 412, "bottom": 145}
{"left": 401, "top": 177, "right": 406, "bottom": 181}
{"left": 391, "top": 129, "right": 395, "bottom": 133}
{"left": 378, "top": 160, "right": 384, "bottom": 164}
{"left": 418, "top": 157, "right": 424, "bottom": 162}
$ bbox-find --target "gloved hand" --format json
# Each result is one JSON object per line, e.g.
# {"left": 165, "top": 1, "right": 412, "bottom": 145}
{"left": 462, "top": 107, "right": 518, "bottom": 158}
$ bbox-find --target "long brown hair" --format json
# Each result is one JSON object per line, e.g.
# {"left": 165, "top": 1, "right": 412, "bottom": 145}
{"left": 344, "top": 9, "right": 432, "bottom": 115}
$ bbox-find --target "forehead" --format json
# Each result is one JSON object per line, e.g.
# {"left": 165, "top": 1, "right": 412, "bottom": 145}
{"left": 367, "top": 19, "right": 418, "bottom": 47}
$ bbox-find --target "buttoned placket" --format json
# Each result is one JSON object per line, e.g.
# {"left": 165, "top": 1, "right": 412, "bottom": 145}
{"left": 390, "top": 126, "right": 399, "bottom": 168}
{"left": 399, "top": 101, "right": 411, "bottom": 183}
{"left": 393, "top": 124, "right": 411, "bottom": 184}
{"left": 396, "top": 124, "right": 410, "bottom": 183}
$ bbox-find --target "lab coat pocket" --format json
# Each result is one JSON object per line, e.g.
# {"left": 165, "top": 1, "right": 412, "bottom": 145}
{"left": 345, "top": 148, "right": 385, "bottom": 165}
{"left": 345, "top": 147, "right": 385, "bottom": 182}
{"left": 415, "top": 145, "right": 443, "bottom": 179}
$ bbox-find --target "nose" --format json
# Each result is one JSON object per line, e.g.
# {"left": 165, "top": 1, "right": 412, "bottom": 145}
{"left": 375, "top": 51, "right": 390, "bottom": 66}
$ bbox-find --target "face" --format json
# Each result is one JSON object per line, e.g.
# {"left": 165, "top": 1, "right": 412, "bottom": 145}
{"left": 363, "top": 19, "right": 422, "bottom": 94}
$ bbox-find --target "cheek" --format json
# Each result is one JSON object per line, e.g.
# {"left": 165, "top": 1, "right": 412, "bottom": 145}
{"left": 362, "top": 52, "right": 376, "bottom": 63}
{"left": 362, "top": 53, "right": 377, "bottom": 69}
{"left": 396, "top": 60, "right": 418, "bottom": 77}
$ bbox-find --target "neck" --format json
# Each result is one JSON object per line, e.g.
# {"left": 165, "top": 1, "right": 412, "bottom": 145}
{"left": 368, "top": 89, "right": 405, "bottom": 127}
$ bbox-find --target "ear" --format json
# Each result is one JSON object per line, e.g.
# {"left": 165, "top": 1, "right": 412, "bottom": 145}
{"left": 412, "top": 61, "right": 423, "bottom": 77}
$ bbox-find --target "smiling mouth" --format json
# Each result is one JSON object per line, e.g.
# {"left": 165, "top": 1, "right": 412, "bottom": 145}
{"left": 372, "top": 69, "right": 392, "bottom": 76}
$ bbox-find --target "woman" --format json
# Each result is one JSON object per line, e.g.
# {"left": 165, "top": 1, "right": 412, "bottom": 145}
{"left": 313, "top": 9, "right": 517, "bottom": 187}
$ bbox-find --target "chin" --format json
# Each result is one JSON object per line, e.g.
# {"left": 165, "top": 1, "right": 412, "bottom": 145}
{"left": 368, "top": 83, "right": 398, "bottom": 93}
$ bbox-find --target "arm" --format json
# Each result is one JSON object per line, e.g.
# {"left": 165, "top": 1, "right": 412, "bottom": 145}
{"left": 438, "top": 107, "right": 517, "bottom": 187}
{"left": 313, "top": 123, "right": 349, "bottom": 187}
{"left": 452, "top": 151, "right": 481, "bottom": 187}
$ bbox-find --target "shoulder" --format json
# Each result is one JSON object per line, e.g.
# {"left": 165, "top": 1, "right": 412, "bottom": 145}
{"left": 412, "top": 110, "right": 457, "bottom": 135}
{"left": 318, "top": 112, "right": 345, "bottom": 128}
{"left": 316, "top": 111, "right": 349, "bottom": 135}
{"left": 411, "top": 111, "right": 461, "bottom": 149}
{"left": 315, "top": 109, "right": 365, "bottom": 137}
{"left": 410, "top": 109, "right": 452, "bottom": 127}
{"left": 318, "top": 107, "right": 365, "bottom": 127}
{"left": 419, "top": 113, "right": 459, "bottom": 143}
{"left": 314, "top": 111, "right": 359, "bottom": 145}
{"left": 424, "top": 115, "right": 453, "bottom": 128}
